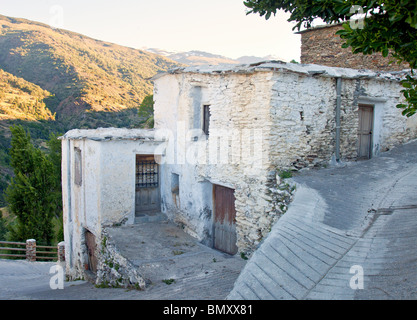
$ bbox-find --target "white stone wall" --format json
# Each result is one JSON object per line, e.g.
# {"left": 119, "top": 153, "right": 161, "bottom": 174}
{"left": 268, "top": 72, "right": 417, "bottom": 170}
{"left": 153, "top": 65, "right": 417, "bottom": 255}
{"left": 154, "top": 71, "right": 289, "bottom": 253}
{"left": 345, "top": 77, "right": 417, "bottom": 156}
{"left": 269, "top": 72, "right": 336, "bottom": 169}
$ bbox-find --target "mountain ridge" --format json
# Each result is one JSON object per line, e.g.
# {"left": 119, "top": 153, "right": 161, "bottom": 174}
{"left": 143, "top": 47, "right": 287, "bottom": 66}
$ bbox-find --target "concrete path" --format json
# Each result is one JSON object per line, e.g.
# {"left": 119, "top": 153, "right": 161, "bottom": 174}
{"left": 228, "top": 140, "right": 417, "bottom": 300}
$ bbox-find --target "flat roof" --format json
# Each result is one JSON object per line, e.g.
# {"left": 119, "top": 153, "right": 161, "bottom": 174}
{"left": 151, "top": 60, "right": 410, "bottom": 82}
{"left": 59, "top": 128, "right": 164, "bottom": 142}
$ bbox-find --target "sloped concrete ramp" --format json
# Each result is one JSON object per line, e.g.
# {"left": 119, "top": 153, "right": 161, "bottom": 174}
{"left": 0, "top": 221, "right": 247, "bottom": 300}
{"left": 228, "top": 140, "right": 417, "bottom": 300}
{"left": 105, "top": 220, "right": 247, "bottom": 299}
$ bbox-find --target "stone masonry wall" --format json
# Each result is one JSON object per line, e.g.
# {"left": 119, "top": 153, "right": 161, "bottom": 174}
{"left": 269, "top": 72, "right": 336, "bottom": 169}
{"left": 269, "top": 71, "right": 417, "bottom": 170}
{"left": 300, "top": 24, "right": 409, "bottom": 71}
{"left": 195, "top": 72, "right": 294, "bottom": 254}
{"left": 154, "top": 66, "right": 417, "bottom": 256}
{"left": 341, "top": 77, "right": 417, "bottom": 155}
{"left": 155, "top": 71, "right": 295, "bottom": 255}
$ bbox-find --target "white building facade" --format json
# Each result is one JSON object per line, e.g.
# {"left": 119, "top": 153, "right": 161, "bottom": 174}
{"left": 61, "top": 61, "right": 417, "bottom": 282}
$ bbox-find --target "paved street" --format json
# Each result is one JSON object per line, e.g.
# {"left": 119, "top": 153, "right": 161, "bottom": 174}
{"left": 228, "top": 139, "right": 417, "bottom": 300}
{"left": 0, "top": 222, "right": 246, "bottom": 300}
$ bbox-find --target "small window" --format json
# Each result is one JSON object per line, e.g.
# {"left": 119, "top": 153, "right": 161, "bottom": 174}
{"left": 203, "top": 104, "right": 210, "bottom": 136}
{"left": 171, "top": 173, "right": 179, "bottom": 195}
{"left": 74, "top": 147, "right": 82, "bottom": 186}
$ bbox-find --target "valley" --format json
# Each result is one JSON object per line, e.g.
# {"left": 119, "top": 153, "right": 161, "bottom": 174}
{"left": 0, "top": 14, "right": 181, "bottom": 205}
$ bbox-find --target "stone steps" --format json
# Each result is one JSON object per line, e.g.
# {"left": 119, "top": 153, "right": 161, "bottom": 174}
{"left": 134, "top": 213, "right": 167, "bottom": 224}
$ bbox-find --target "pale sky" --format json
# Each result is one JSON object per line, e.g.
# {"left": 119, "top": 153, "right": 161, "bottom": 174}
{"left": 0, "top": 0, "right": 301, "bottom": 61}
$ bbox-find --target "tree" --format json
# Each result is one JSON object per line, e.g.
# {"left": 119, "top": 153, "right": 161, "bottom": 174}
{"left": 138, "top": 94, "right": 154, "bottom": 128}
{"left": 0, "top": 210, "right": 7, "bottom": 240}
{"left": 46, "top": 132, "right": 64, "bottom": 242}
{"left": 5, "top": 125, "right": 59, "bottom": 245}
{"left": 244, "top": 0, "right": 417, "bottom": 116}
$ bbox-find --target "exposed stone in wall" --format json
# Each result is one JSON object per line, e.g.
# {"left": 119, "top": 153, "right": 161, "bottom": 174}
{"left": 95, "top": 229, "right": 147, "bottom": 290}
{"left": 25, "top": 239, "right": 36, "bottom": 262}
{"left": 299, "top": 24, "right": 409, "bottom": 71}
{"left": 269, "top": 72, "right": 336, "bottom": 170}
{"left": 62, "top": 62, "right": 417, "bottom": 281}
{"left": 236, "top": 170, "right": 295, "bottom": 256}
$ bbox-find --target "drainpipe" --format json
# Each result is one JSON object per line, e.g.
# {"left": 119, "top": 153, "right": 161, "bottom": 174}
{"left": 335, "top": 77, "right": 342, "bottom": 162}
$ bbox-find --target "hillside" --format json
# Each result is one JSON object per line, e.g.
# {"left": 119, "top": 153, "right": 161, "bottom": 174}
{"left": 0, "top": 14, "right": 182, "bottom": 206}
{"left": 0, "top": 68, "right": 54, "bottom": 122}
{"left": 0, "top": 14, "right": 180, "bottom": 128}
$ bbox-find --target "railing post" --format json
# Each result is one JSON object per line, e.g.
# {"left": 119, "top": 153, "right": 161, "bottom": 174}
{"left": 26, "top": 239, "right": 36, "bottom": 262}
{"left": 58, "top": 241, "right": 65, "bottom": 262}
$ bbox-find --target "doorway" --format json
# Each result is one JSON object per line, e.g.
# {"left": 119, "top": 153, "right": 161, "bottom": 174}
{"left": 135, "top": 155, "right": 160, "bottom": 215}
{"left": 85, "top": 230, "right": 98, "bottom": 273}
{"left": 213, "top": 184, "right": 238, "bottom": 255}
{"left": 358, "top": 104, "right": 374, "bottom": 159}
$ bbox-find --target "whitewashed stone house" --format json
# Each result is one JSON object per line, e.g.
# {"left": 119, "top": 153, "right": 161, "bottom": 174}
{"left": 61, "top": 61, "right": 417, "bottom": 282}
{"left": 60, "top": 128, "right": 166, "bottom": 281}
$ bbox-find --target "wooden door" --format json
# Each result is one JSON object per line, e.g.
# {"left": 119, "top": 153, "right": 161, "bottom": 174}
{"left": 85, "top": 230, "right": 98, "bottom": 273}
{"left": 135, "top": 155, "right": 160, "bottom": 215}
{"left": 358, "top": 104, "right": 374, "bottom": 159}
{"left": 213, "top": 185, "right": 238, "bottom": 255}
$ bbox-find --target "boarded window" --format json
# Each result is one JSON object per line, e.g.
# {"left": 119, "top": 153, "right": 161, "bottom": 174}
{"left": 74, "top": 147, "right": 82, "bottom": 186}
{"left": 203, "top": 104, "right": 210, "bottom": 136}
